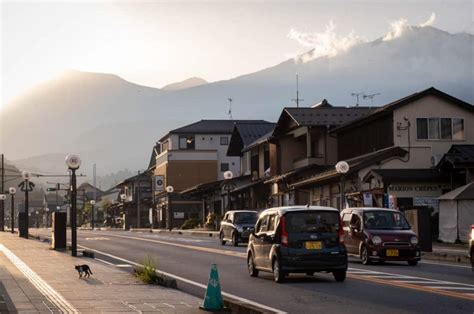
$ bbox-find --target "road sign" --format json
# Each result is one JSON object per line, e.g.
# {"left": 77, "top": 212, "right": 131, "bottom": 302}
{"left": 155, "top": 175, "right": 164, "bottom": 192}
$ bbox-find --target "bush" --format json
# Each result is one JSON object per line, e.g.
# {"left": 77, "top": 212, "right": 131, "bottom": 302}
{"left": 181, "top": 218, "right": 200, "bottom": 230}
{"left": 134, "top": 255, "right": 162, "bottom": 284}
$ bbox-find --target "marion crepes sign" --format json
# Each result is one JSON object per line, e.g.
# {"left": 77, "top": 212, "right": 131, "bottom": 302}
{"left": 387, "top": 183, "right": 449, "bottom": 197}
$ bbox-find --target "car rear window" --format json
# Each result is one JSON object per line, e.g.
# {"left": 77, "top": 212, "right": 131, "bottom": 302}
{"left": 234, "top": 212, "right": 258, "bottom": 224}
{"left": 285, "top": 211, "right": 340, "bottom": 233}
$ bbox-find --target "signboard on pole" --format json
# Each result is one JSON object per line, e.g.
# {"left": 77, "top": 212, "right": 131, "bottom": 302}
{"left": 155, "top": 176, "right": 164, "bottom": 192}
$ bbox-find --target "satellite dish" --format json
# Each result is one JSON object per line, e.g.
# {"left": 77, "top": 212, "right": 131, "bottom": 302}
{"left": 21, "top": 171, "right": 31, "bottom": 180}
{"left": 166, "top": 186, "right": 174, "bottom": 193}
{"left": 223, "top": 171, "right": 233, "bottom": 180}
{"left": 335, "top": 161, "right": 350, "bottom": 174}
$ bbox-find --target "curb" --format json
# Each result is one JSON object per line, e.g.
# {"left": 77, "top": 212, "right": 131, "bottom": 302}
{"left": 422, "top": 251, "right": 470, "bottom": 264}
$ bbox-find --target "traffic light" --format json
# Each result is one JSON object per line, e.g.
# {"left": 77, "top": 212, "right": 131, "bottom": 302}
{"left": 46, "top": 188, "right": 57, "bottom": 192}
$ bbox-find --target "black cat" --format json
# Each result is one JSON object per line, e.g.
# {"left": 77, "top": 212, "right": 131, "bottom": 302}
{"left": 75, "top": 264, "right": 93, "bottom": 278}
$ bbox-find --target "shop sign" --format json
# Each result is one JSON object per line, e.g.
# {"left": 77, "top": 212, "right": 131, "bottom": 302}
{"left": 413, "top": 197, "right": 440, "bottom": 210}
{"left": 363, "top": 193, "right": 373, "bottom": 206}
{"left": 174, "top": 212, "right": 185, "bottom": 219}
{"left": 387, "top": 183, "right": 448, "bottom": 197}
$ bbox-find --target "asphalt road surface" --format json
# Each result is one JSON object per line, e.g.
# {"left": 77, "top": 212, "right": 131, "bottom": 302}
{"left": 30, "top": 229, "right": 474, "bottom": 314}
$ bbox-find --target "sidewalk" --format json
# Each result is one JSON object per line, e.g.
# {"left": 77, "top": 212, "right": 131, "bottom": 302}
{"left": 0, "top": 232, "right": 202, "bottom": 313}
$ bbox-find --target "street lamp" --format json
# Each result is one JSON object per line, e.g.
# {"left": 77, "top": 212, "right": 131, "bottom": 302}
{"left": 223, "top": 171, "right": 233, "bottom": 213}
{"left": 8, "top": 187, "right": 16, "bottom": 233}
{"left": 335, "top": 161, "right": 350, "bottom": 210}
{"left": 90, "top": 200, "right": 96, "bottom": 230}
{"left": 166, "top": 186, "right": 174, "bottom": 231}
{"left": 66, "top": 154, "right": 81, "bottom": 257}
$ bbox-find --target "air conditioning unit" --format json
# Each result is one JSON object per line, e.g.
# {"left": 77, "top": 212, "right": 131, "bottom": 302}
{"left": 431, "top": 154, "right": 443, "bottom": 167}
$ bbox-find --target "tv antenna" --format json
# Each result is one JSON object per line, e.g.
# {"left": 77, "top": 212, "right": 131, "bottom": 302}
{"left": 291, "top": 74, "right": 304, "bottom": 108}
{"left": 227, "top": 98, "right": 233, "bottom": 119}
{"left": 351, "top": 92, "right": 365, "bottom": 107}
{"left": 363, "top": 93, "right": 380, "bottom": 108}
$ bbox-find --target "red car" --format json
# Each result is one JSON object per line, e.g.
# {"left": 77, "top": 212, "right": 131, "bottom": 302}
{"left": 341, "top": 207, "right": 421, "bottom": 266}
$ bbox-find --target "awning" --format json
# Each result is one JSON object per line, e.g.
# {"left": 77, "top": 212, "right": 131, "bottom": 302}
{"left": 230, "top": 179, "right": 265, "bottom": 194}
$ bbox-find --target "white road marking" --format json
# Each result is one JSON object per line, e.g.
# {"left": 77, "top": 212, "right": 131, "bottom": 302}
{"left": 95, "top": 258, "right": 115, "bottom": 266}
{"left": 0, "top": 244, "right": 78, "bottom": 313}
{"left": 77, "top": 243, "right": 287, "bottom": 314}
{"left": 163, "top": 302, "right": 175, "bottom": 308}
{"left": 116, "top": 264, "right": 133, "bottom": 268}
{"left": 420, "top": 260, "right": 472, "bottom": 269}
{"left": 429, "top": 287, "right": 474, "bottom": 291}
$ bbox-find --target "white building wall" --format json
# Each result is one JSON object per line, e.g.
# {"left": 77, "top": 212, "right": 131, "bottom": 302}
{"left": 195, "top": 134, "right": 240, "bottom": 180}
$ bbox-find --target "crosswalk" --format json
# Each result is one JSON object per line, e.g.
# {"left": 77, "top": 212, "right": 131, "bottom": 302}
{"left": 348, "top": 267, "right": 474, "bottom": 301}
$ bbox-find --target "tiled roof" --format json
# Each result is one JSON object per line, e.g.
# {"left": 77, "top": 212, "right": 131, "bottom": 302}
{"left": 226, "top": 121, "right": 275, "bottom": 156}
{"left": 242, "top": 130, "right": 274, "bottom": 152}
{"left": 170, "top": 119, "right": 267, "bottom": 135}
{"left": 364, "top": 169, "right": 449, "bottom": 183}
{"left": 438, "top": 145, "right": 474, "bottom": 167}
{"left": 284, "top": 107, "right": 373, "bottom": 126}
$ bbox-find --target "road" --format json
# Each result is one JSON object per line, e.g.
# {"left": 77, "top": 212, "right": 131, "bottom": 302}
{"left": 30, "top": 229, "right": 474, "bottom": 314}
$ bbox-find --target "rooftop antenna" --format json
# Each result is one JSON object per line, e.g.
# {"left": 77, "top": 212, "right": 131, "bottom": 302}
{"left": 363, "top": 93, "right": 381, "bottom": 108}
{"left": 351, "top": 92, "right": 365, "bottom": 107}
{"left": 291, "top": 74, "right": 304, "bottom": 108}
{"left": 227, "top": 98, "right": 233, "bottom": 119}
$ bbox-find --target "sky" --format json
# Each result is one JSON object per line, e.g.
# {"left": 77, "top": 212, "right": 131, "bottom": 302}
{"left": 1, "top": 0, "right": 473, "bottom": 107}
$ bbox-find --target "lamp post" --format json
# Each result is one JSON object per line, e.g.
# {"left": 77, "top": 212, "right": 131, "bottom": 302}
{"left": 223, "top": 171, "right": 233, "bottom": 213}
{"left": 90, "top": 200, "right": 96, "bottom": 230}
{"left": 335, "top": 161, "right": 350, "bottom": 210}
{"left": 66, "top": 154, "right": 81, "bottom": 257}
{"left": 0, "top": 194, "right": 5, "bottom": 232}
{"left": 19, "top": 171, "right": 34, "bottom": 238}
{"left": 8, "top": 187, "right": 16, "bottom": 233}
{"left": 166, "top": 186, "right": 174, "bottom": 231}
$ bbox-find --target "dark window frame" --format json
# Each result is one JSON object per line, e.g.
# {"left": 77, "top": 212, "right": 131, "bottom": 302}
{"left": 220, "top": 136, "right": 229, "bottom": 145}
{"left": 220, "top": 163, "right": 229, "bottom": 172}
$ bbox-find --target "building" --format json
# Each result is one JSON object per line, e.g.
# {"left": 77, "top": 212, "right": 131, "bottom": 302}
{"left": 152, "top": 119, "right": 272, "bottom": 228}
{"left": 290, "top": 87, "right": 473, "bottom": 214}
{"left": 265, "top": 99, "right": 374, "bottom": 206}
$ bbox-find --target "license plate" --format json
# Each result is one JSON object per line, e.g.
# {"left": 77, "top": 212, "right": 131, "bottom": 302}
{"left": 386, "top": 249, "right": 399, "bottom": 257}
{"left": 305, "top": 241, "right": 322, "bottom": 250}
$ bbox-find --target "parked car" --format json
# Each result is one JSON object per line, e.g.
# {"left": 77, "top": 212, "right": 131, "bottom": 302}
{"left": 247, "top": 206, "right": 347, "bottom": 283}
{"left": 469, "top": 225, "right": 474, "bottom": 269}
{"left": 220, "top": 210, "right": 259, "bottom": 246}
{"left": 340, "top": 207, "right": 421, "bottom": 266}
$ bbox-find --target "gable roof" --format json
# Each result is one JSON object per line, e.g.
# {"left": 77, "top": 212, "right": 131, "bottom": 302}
{"left": 290, "top": 146, "right": 408, "bottom": 188}
{"left": 242, "top": 130, "right": 275, "bottom": 153}
{"left": 438, "top": 182, "right": 474, "bottom": 200}
{"left": 331, "top": 87, "right": 474, "bottom": 134}
{"left": 437, "top": 145, "right": 474, "bottom": 169}
{"left": 272, "top": 105, "right": 373, "bottom": 138}
{"left": 227, "top": 122, "right": 276, "bottom": 156}
{"left": 159, "top": 119, "right": 269, "bottom": 142}
{"left": 148, "top": 144, "right": 160, "bottom": 170}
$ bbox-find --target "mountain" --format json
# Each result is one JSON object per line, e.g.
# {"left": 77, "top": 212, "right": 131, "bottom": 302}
{"left": 161, "top": 77, "right": 208, "bottom": 91}
{"left": 1, "top": 26, "right": 473, "bottom": 180}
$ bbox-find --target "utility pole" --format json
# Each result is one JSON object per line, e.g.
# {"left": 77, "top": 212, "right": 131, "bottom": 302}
{"left": 1, "top": 154, "right": 4, "bottom": 231}
{"left": 137, "top": 171, "right": 141, "bottom": 229}
{"left": 292, "top": 74, "right": 304, "bottom": 108}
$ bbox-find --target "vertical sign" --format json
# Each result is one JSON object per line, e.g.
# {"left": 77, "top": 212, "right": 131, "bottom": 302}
{"left": 154, "top": 176, "right": 164, "bottom": 192}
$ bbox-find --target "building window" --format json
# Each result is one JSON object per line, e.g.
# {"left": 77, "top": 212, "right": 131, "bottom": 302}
{"left": 179, "top": 136, "right": 195, "bottom": 150}
{"left": 161, "top": 141, "right": 170, "bottom": 152}
{"left": 220, "top": 137, "right": 229, "bottom": 145}
{"left": 220, "top": 163, "right": 229, "bottom": 172}
{"left": 416, "top": 118, "right": 464, "bottom": 140}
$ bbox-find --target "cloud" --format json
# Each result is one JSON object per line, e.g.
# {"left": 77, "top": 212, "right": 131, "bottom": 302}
{"left": 383, "top": 12, "right": 436, "bottom": 41}
{"left": 288, "top": 21, "right": 367, "bottom": 63}
{"left": 419, "top": 12, "right": 436, "bottom": 27}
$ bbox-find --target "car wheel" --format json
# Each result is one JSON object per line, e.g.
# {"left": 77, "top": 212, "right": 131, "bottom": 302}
{"left": 333, "top": 270, "right": 346, "bottom": 282}
{"left": 232, "top": 232, "right": 239, "bottom": 247}
{"left": 361, "top": 245, "right": 371, "bottom": 265}
{"left": 247, "top": 253, "right": 258, "bottom": 277}
{"left": 407, "top": 260, "right": 418, "bottom": 266}
{"left": 273, "top": 258, "right": 286, "bottom": 283}
{"left": 219, "top": 232, "right": 226, "bottom": 245}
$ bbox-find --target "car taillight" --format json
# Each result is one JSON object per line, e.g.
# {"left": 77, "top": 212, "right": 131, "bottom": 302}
{"left": 338, "top": 216, "right": 344, "bottom": 244}
{"left": 471, "top": 225, "right": 474, "bottom": 240}
{"left": 281, "top": 216, "right": 288, "bottom": 247}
